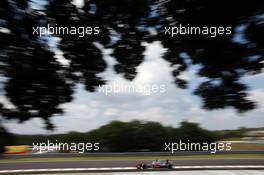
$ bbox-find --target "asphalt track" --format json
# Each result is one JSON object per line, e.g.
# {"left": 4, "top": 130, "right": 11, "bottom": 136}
{"left": 1, "top": 159, "right": 264, "bottom": 170}
{"left": 29, "top": 171, "right": 264, "bottom": 175}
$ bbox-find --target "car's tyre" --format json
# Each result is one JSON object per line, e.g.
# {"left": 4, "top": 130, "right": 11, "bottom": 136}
{"left": 142, "top": 164, "right": 147, "bottom": 169}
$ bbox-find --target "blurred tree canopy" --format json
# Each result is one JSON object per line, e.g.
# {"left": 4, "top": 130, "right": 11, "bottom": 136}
{"left": 0, "top": 0, "right": 264, "bottom": 152}
{"left": 15, "top": 120, "right": 219, "bottom": 152}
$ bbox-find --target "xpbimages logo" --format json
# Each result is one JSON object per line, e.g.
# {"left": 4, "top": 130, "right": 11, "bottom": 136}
{"left": 32, "top": 140, "right": 100, "bottom": 153}
{"left": 164, "top": 24, "right": 232, "bottom": 38}
{"left": 164, "top": 140, "right": 232, "bottom": 154}
{"left": 32, "top": 24, "right": 100, "bottom": 37}
{"left": 98, "top": 82, "right": 167, "bottom": 95}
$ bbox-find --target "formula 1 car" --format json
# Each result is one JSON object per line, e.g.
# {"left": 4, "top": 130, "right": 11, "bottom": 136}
{"left": 136, "top": 160, "right": 173, "bottom": 169}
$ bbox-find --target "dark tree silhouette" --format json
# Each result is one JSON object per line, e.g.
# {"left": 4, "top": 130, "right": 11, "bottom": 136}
{"left": 0, "top": 0, "right": 74, "bottom": 131}
{"left": 155, "top": 0, "right": 264, "bottom": 112}
{"left": 0, "top": 126, "right": 14, "bottom": 153}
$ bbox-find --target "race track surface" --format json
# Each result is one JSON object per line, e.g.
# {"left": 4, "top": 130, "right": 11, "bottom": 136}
{"left": 31, "top": 170, "right": 264, "bottom": 175}
{"left": 1, "top": 159, "right": 264, "bottom": 170}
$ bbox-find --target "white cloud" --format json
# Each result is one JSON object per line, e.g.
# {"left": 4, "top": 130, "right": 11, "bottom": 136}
{"left": 103, "top": 108, "right": 119, "bottom": 117}
{"left": 248, "top": 89, "right": 264, "bottom": 112}
{"left": 2, "top": 42, "right": 264, "bottom": 134}
{"left": 72, "top": 0, "right": 84, "bottom": 8}
{"left": 61, "top": 102, "right": 99, "bottom": 119}
{"left": 3, "top": 118, "right": 47, "bottom": 134}
{"left": 117, "top": 107, "right": 179, "bottom": 126}
{"left": 134, "top": 42, "right": 172, "bottom": 85}
{"left": 243, "top": 72, "right": 264, "bottom": 80}
{"left": 0, "top": 96, "right": 16, "bottom": 109}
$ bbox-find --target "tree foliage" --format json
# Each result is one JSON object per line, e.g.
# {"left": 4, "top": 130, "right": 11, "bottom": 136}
{"left": 15, "top": 120, "right": 219, "bottom": 152}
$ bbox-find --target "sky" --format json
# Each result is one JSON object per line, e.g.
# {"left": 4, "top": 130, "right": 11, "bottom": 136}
{"left": 2, "top": 41, "right": 264, "bottom": 135}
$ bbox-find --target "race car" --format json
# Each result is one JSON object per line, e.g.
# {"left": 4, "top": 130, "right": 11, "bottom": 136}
{"left": 136, "top": 160, "right": 173, "bottom": 169}
{"left": 152, "top": 160, "right": 173, "bottom": 168}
